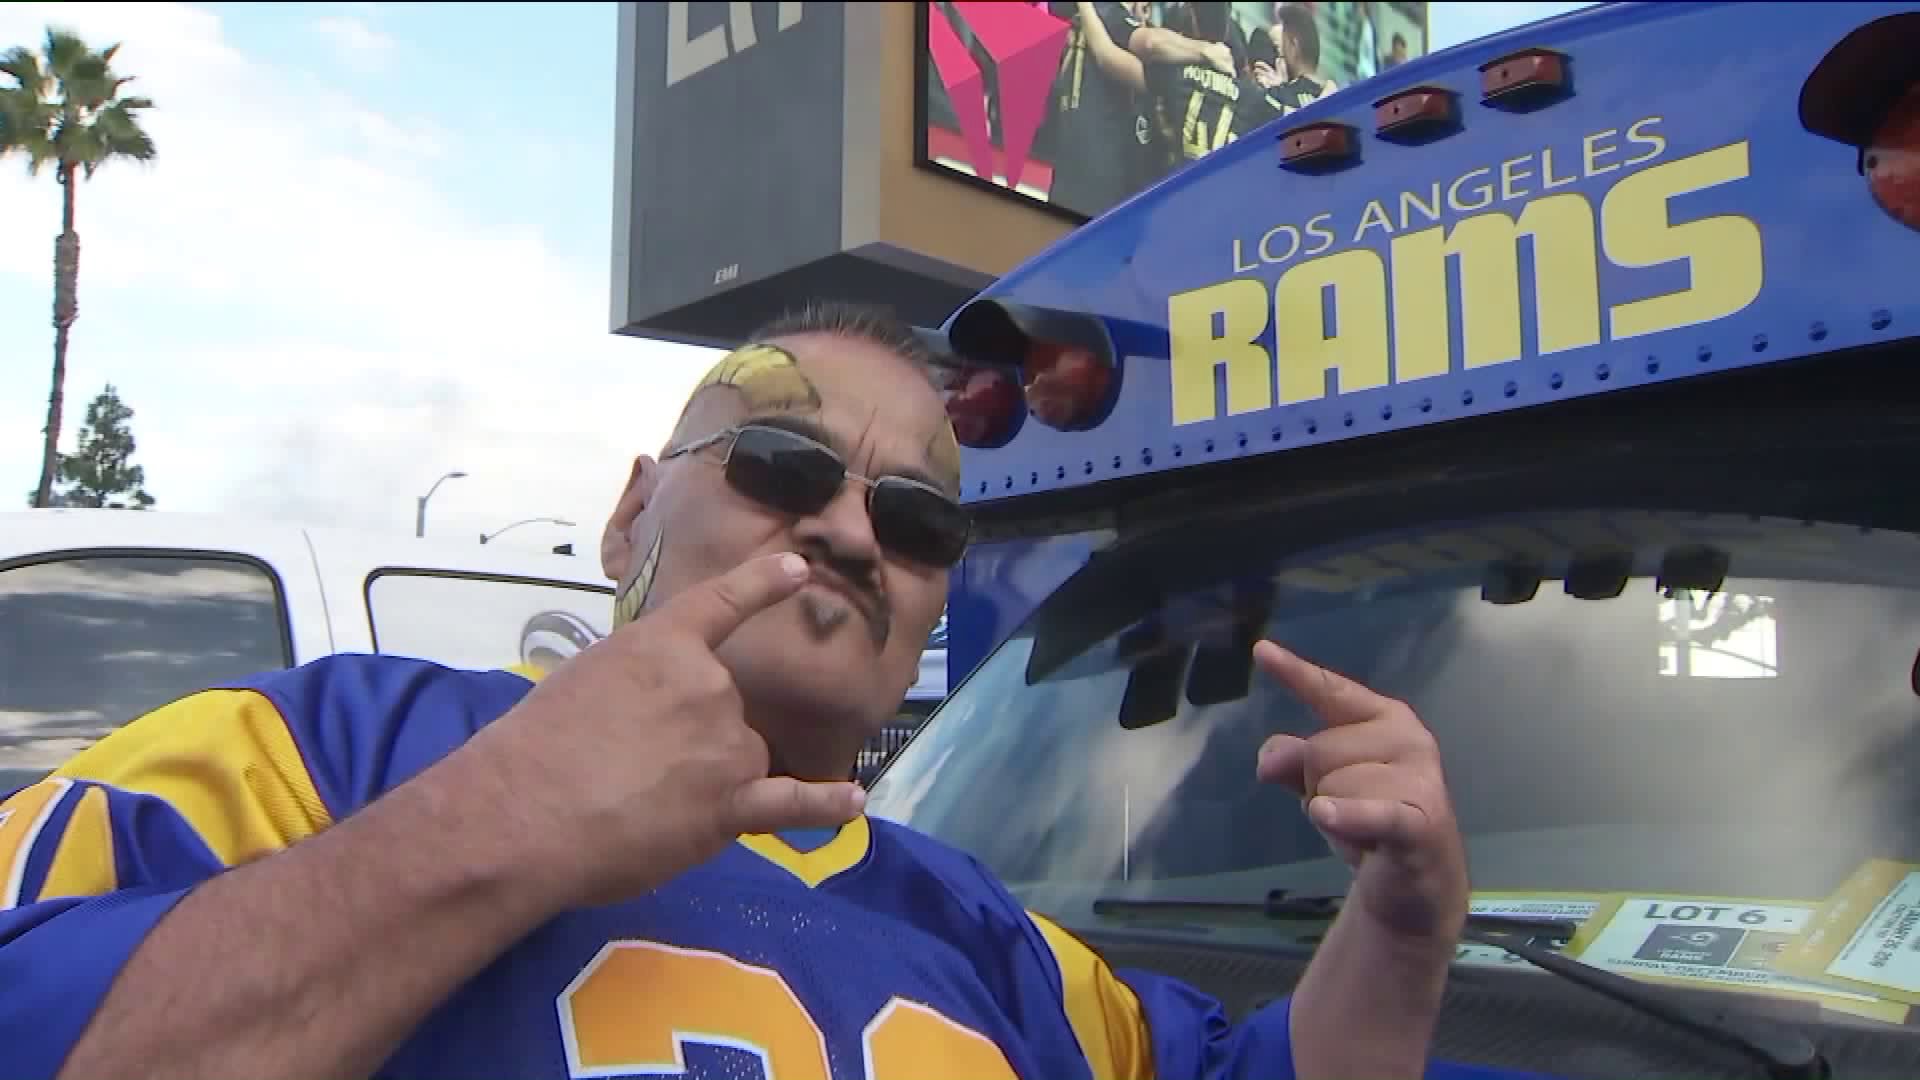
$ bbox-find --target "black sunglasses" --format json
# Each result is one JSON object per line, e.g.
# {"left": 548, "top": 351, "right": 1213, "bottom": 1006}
{"left": 663, "top": 423, "right": 972, "bottom": 568}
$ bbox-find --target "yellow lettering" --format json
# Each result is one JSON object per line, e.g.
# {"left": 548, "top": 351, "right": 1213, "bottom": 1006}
{"left": 1279, "top": 532, "right": 1517, "bottom": 593}
{"left": 1584, "top": 128, "right": 1620, "bottom": 175}
{"left": 1603, "top": 141, "right": 1761, "bottom": 340}
{"left": 1390, "top": 193, "right": 1602, "bottom": 379}
{"left": 1541, "top": 147, "right": 1577, "bottom": 190}
{"left": 1168, "top": 279, "right": 1272, "bottom": 426}
{"left": 1275, "top": 249, "right": 1390, "bottom": 404}
{"left": 1388, "top": 228, "right": 1451, "bottom": 383}
{"left": 1624, "top": 116, "right": 1667, "bottom": 167}
{"left": 1399, "top": 184, "right": 1442, "bottom": 229}
{"left": 1259, "top": 225, "right": 1302, "bottom": 265}
{"left": 1500, "top": 154, "right": 1534, "bottom": 202}
{"left": 1372, "top": 540, "right": 1476, "bottom": 572}
{"left": 1318, "top": 554, "right": 1407, "bottom": 585}
{"left": 1277, "top": 554, "right": 1406, "bottom": 593}
{"left": 1275, "top": 566, "right": 1356, "bottom": 592}
{"left": 1519, "top": 195, "right": 1606, "bottom": 356}
{"left": 1395, "top": 531, "right": 1511, "bottom": 566}
{"left": 1175, "top": 129, "right": 1761, "bottom": 428}
{"left": 1448, "top": 168, "right": 1494, "bottom": 212}
{"left": 1303, "top": 214, "right": 1337, "bottom": 257}
{"left": 1353, "top": 200, "right": 1394, "bottom": 242}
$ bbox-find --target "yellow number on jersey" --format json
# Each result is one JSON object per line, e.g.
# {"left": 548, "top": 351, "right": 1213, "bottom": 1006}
{"left": 1180, "top": 91, "right": 1236, "bottom": 160}
{"left": 558, "top": 940, "right": 1019, "bottom": 1080}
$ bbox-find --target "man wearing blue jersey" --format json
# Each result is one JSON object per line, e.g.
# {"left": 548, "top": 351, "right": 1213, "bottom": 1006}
{"left": 0, "top": 302, "right": 1534, "bottom": 1080}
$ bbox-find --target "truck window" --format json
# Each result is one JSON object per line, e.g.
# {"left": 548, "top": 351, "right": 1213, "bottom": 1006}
{"left": 364, "top": 570, "right": 613, "bottom": 676}
{"left": 867, "top": 439, "right": 1920, "bottom": 1023}
{"left": 0, "top": 552, "right": 291, "bottom": 795}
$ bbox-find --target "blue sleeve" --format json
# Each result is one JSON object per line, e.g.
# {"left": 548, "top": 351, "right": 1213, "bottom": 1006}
{"left": 0, "top": 654, "right": 535, "bottom": 1080}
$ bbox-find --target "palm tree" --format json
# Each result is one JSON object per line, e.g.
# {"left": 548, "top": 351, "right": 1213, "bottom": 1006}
{"left": 0, "top": 28, "right": 156, "bottom": 509}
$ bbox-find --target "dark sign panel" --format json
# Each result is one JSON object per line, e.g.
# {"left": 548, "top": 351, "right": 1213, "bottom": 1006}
{"left": 918, "top": 1, "right": 1431, "bottom": 222}
{"left": 612, "top": 2, "right": 848, "bottom": 347}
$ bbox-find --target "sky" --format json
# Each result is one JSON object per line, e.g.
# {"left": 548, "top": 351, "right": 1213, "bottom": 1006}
{"left": 0, "top": 1, "right": 1592, "bottom": 556}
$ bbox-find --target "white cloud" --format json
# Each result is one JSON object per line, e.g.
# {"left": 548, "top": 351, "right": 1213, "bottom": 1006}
{"left": 310, "top": 14, "right": 396, "bottom": 71}
{"left": 0, "top": 2, "right": 722, "bottom": 555}
{"left": 0, "top": 1, "right": 1596, "bottom": 558}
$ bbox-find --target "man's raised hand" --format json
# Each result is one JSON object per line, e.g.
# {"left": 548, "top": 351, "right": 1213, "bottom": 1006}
{"left": 651, "top": 552, "right": 871, "bottom": 837}
{"left": 457, "top": 552, "right": 867, "bottom": 910}
{"left": 1251, "top": 641, "right": 1470, "bottom": 947}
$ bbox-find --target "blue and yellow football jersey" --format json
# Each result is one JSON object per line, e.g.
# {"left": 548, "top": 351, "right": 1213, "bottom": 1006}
{"left": 0, "top": 653, "right": 1545, "bottom": 1080}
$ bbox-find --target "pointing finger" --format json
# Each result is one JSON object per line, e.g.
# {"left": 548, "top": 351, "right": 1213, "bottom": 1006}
{"left": 1254, "top": 641, "right": 1393, "bottom": 728}
{"left": 662, "top": 553, "right": 811, "bottom": 647}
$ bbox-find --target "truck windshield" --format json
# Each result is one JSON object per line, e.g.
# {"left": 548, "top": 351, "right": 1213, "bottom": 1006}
{"left": 868, "top": 503, "right": 1920, "bottom": 1019}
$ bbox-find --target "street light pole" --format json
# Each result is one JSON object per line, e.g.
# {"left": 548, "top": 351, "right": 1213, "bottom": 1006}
{"left": 415, "top": 470, "right": 468, "bottom": 537}
{"left": 479, "top": 516, "right": 575, "bottom": 545}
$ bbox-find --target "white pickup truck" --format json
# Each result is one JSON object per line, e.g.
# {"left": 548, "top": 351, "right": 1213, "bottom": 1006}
{"left": 0, "top": 509, "right": 615, "bottom": 794}
{"left": 1, "top": 509, "right": 945, "bottom": 793}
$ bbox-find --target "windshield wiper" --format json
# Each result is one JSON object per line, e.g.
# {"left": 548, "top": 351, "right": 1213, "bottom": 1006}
{"left": 1091, "top": 891, "right": 1577, "bottom": 937}
{"left": 1091, "top": 891, "right": 1831, "bottom": 1080}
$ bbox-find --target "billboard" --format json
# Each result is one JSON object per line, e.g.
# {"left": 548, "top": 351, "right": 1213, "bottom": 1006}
{"left": 917, "top": 1, "right": 1431, "bottom": 222}
{"left": 613, "top": 2, "right": 1076, "bottom": 348}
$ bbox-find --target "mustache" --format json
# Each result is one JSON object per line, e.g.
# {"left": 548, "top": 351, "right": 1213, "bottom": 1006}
{"left": 802, "top": 547, "right": 891, "bottom": 646}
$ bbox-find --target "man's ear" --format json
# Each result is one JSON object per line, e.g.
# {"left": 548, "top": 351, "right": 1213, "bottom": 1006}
{"left": 600, "top": 454, "right": 659, "bottom": 582}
